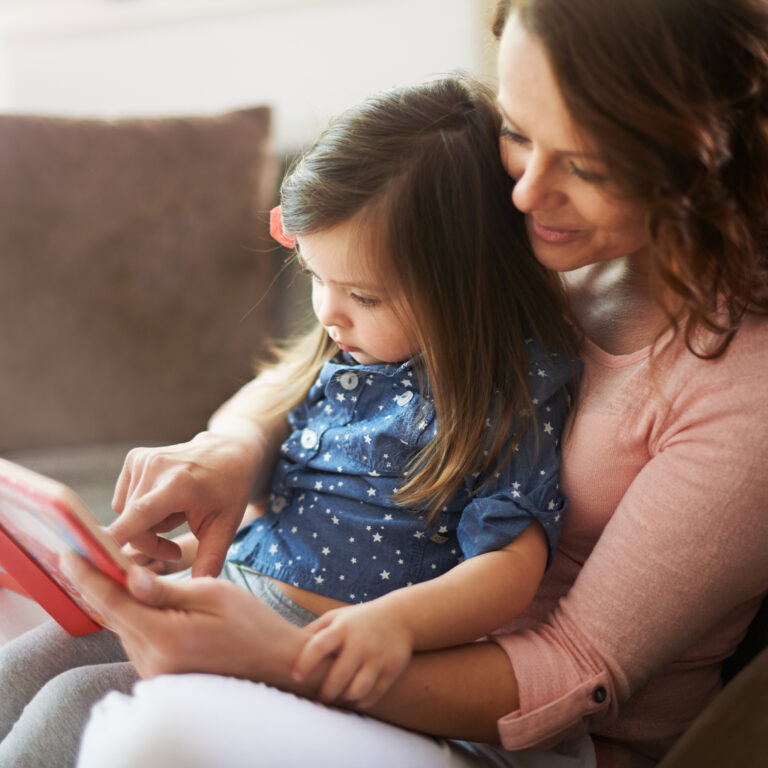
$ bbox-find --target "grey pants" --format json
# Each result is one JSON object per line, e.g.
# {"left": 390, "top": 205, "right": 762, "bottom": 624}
{"left": 0, "top": 623, "right": 135, "bottom": 768}
{"left": 0, "top": 564, "right": 316, "bottom": 768}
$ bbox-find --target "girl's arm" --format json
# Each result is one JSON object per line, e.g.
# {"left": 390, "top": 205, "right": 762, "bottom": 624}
{"left": 292, "top": 522, "right": 547, "bottom": 706}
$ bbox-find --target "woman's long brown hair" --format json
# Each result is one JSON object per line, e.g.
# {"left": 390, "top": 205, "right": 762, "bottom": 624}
{"left": 256, "top": 75, "right": 577, "bottom": 522}
{"left": 494, "top": 0, "right": 768, "bottom": 358}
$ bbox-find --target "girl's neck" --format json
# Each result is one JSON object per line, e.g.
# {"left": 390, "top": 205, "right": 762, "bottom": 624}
{"left": 564, "top": 254, "right": 673, "bottom": 356}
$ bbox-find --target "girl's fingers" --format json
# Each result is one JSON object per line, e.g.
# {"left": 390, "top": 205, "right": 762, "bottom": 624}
{"left": 342, "top": 663, "right": 381, "bottom": 704}
{"left": 292, "top": 625, "right": 342, "bottom": 681}
{"left": 318, "top": 649, "right": 365, "bottom": 702}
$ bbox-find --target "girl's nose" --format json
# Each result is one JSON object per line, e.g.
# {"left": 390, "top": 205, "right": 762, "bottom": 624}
{"left": 314, "top": 288, "right": 349, "bottom": 329}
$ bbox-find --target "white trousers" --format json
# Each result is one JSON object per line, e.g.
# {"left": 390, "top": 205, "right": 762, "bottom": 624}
{"left": 77, "top": 673, "right": 596, "bottom": 768}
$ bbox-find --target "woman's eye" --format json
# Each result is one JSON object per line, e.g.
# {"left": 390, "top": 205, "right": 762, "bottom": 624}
{"left": 351, "top": 293, "right": 379, "bottom": 308}
{"left": 568, "top": 162, "right": 607, "bottom": 185}
{"left": 500, "top": 126, "right": 528, "bottom": 145}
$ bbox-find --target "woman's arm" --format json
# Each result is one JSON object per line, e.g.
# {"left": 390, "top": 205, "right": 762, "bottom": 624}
{"left": 108, "top": 374, "right": 290, "bottom": 577}
{"left": 64, "top": 555, "right": 518, "bottom": 743}
{"left": 489, "top": 323, "right": 768, "bottom": 751}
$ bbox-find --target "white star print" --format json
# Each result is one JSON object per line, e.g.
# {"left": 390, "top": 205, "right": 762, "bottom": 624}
{"left": 380, "top": 570, "right": 390, "bottom": 580}
{"left": 367, "top": 488, "right": 377, "bottom": 497}
{"left": 372, "top": 532, "right": 383, "bottom": 542}
{"left": 336, "top": 392, "right": 346, "bottom": 402}
{"left": 543, "top": 422, "right": 553, "bottom": 435}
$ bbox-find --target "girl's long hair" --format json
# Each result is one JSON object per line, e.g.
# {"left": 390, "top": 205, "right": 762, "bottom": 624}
{"left": 494, "top": 0, "right": 768, "bottom": 358}
{"left": 256, "top": 75, "right": 577, "bottom": 521}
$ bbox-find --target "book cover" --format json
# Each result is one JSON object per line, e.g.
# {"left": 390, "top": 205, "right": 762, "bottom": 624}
{"left": 0, "top": 458, "right": 130, "bottom": 635}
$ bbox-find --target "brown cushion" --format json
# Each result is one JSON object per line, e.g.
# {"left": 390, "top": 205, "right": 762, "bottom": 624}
{"left": 0, "top": 107, "right": 278, "bottom": 451}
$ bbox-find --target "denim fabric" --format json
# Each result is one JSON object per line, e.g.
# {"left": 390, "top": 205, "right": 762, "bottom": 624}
{"left": 229, "top": 344, "right": 576, "bottom": 603}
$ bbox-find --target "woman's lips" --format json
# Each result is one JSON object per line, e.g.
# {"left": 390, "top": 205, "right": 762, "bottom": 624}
{"left": 529, "top": 217, "right": 585, "bottom": 245}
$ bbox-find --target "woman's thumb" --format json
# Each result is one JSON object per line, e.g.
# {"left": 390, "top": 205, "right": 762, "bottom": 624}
{"left": 126, "top": 565, "right": 171, "bottom": 607}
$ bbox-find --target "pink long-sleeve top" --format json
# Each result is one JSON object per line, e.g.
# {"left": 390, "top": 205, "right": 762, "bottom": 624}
{"left": 493, "top": 312, "right": 768, "bottom": 767}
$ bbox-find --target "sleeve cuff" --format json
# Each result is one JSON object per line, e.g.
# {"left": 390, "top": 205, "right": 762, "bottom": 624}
{"left": 493, "top": 628, "right": 615, "bottom": 750}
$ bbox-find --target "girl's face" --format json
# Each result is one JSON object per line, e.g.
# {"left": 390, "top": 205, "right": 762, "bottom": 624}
{"left": 496, "top": 15, "right": 650, "bottom": 273}
{"left": 296, "top": 219, "right": 418, "bottom": 366}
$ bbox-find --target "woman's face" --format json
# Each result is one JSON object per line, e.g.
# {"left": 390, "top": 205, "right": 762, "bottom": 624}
{"left": 496, "top": 15, "right": 650, "bottom": 273}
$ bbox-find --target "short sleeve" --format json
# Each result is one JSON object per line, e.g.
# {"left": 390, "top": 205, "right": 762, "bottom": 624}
{"left": 457, "top": 342, "right": 577, "bottom": 565}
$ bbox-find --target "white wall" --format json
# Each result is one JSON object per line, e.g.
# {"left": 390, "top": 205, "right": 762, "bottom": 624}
{"left": 0, "top": 0, "right": 499, "bottom": 152}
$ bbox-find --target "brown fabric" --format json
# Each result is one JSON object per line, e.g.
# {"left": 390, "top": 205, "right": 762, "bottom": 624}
{"left": 0, "top": 108, "right": 278, "bottom": 451}
{"left": 657, "top": 646, "right": 768, "bottom": 768}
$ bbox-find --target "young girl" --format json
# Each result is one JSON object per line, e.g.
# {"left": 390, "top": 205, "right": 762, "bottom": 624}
{"left": 0, "top": 74, "right": 577, "bottom": 768}
{"left": 221, "top": 73, "right": 579, "bottom": 705}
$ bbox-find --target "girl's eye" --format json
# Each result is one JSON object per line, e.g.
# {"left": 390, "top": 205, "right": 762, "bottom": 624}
{"left": 500, "top": 126, "right": 528, "bottom": 145}
{"left": 351, "top": 293, "right": 379, "bottom": 308}
{"left": 299, "top": 265, "right": 322, "bottom": 284}
{"left": 568, "top": 161, "right": 607, "bottom": 185}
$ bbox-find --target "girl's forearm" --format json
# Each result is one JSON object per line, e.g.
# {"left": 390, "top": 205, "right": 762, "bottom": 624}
{"left": 380, "top": 522, "right": 547, "bottom": 650}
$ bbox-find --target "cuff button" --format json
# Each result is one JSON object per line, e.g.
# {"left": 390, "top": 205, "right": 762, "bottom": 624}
{"left": 592, "top": 686, "right": 607, "bottom": 704}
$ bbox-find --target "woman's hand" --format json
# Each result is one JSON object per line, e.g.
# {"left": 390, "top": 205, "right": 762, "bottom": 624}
{"left": 122, "top": 530, "right": 199, "bottom": 574}
{"left": 293, "top": 602, "right": 415, "bottom": 708}
{"left": 63, "top": 554, "right": 313, "bottom": 685}
{"left": 108, "top": 430, "right": 266, "bottom": 577}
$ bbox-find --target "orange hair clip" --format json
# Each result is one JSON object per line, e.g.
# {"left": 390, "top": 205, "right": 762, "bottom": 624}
{"left": 270, "top": 205, "right": 296, "bottom": 249}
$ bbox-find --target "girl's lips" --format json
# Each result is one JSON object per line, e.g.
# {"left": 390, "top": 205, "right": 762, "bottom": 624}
{"left": 335, "top": 341, "right": 360, "bottom": 353}
{"left": 529, "top": 217, "right": 585, "bottom": 245}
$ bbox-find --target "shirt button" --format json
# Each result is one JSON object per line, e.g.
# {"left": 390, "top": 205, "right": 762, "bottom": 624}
{"left": 300, "top": 428, "right": 318, "bottom": 449}
{"left": 339, "top": 372, "right": 359, "bottom": 390}
{"left": 395, "top": 390, "right": 414, "bottom": 406}
{"left": 592, "top": 686, "right": 607, "bottom": 704}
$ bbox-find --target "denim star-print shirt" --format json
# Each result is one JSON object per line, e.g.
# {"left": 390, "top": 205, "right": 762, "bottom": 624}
{"left": 228, "top": 341, "right": 577, "bottom": 603}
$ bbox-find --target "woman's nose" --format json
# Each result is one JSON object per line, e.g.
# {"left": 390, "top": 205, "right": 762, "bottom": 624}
{"left": 510, "top": 151, "right": 564, "bottom": 213}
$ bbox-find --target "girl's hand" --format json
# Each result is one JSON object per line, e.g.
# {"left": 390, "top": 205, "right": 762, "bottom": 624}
{"left": 108, "top": 430, "right": 264, "bottom": 578}
{"left": 292, "top": 602, "right": 415, "bottom": 708}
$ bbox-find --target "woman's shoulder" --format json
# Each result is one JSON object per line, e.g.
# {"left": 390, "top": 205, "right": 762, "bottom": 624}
{"left": 677, "top": 311, "right": 768, "bottom": 381}
{"left": 654, "top": 312, "right": 768, "bottom": 436}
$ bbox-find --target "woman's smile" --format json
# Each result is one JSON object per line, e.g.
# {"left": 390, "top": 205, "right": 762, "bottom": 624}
{"left": 528, "top": 217, "right": 586, "bottom": 245}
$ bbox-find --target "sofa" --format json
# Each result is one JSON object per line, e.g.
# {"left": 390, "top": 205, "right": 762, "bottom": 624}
{"left": 0, "top": 105, "right": 287, "bottom": 518}
{"left": 0, "top": 105, "right": 765, "bottom": 765}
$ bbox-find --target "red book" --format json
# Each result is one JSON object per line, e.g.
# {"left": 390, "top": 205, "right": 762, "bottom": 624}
{"left": 0, "top": 458, "right": 130, "bottom": 635}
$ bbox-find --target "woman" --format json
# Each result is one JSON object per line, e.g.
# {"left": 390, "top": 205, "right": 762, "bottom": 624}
{"left": 69, "top": 1, "right": 768, "bottom": 766}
